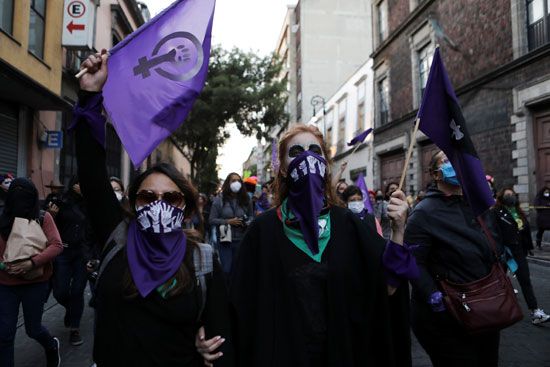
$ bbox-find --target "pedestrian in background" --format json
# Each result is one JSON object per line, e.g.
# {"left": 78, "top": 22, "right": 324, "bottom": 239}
{"left": 342, "top": 185, "right": 383, "bottom": 236}
{"left": 42, "top": 180, "right": 64, "bottom": 212}
{"left": 0, "top": 173, "right": 13, "bottom": 216}
{"left": 49, "top": 175, "right": 94, "bottom": 346}
{"left": 374, "top": 189, "right": 391, "bottom": 240}
{"left": 0, "top": 178, "right": 63, "bottom": 367}
{"left": 405, "top": 151, "right": 503, "bottom": 366}
{"left": 534, "top": 186, "right": 550, "bottom": 249}
{"left": 493, "top": 187, "right": 550, "bottom": 325}
{"left": 209, "top": 173, "right": 253, "bottom": 278}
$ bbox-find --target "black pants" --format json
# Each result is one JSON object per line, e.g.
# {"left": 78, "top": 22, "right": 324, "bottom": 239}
{"left": 411, "top": 298, "right": 500, "bottom": 367}
{"left": 511, "top": 247, "right": 538, "bottom": 310}
{"left": 536, "top": 229, "right": 546, "bottom": 248}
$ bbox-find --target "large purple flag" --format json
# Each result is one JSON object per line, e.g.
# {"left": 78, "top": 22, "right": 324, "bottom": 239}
{"left": 347, "top": 128, "right": 373, "bottom": 146}
{"left": 417, "top": 48, "right": 494, "bottom": 216}
{"left": 355, "top": 173, "right": 374, "bottom": 214}
{"left": 103, "top": 0, "right": 215, "bottom": 166}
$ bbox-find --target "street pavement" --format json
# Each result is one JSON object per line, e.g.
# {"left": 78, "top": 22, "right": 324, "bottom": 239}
{"left": 13, "top": 262, "right": 550, "bottom": 367}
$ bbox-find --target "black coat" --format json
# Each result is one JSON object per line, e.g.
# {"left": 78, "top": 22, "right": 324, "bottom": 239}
{"left": 492, "top": 206, "right": 534, "bottom": 252}
{"left": 404, "top": 189, "right": 500, "bottom": 303}
{"left": 534, "top": 194, "right": 550, "bottom": 229}
{"left": 231, "top": 206, "right": 411, "bottom": 367}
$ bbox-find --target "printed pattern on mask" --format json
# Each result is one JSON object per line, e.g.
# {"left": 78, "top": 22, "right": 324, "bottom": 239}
{"left": 290, "top": 155, "right": 327, "bottom": 182}
{"left": 136, "top": 200, "right": 184, "bottom": 234}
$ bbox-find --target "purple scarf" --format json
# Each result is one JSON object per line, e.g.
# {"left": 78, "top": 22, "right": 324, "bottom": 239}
{"left": 126, "top": 201, "right": 187, "bottom": 297}
{"left": 286, "top": 151, "right": 327, "bottom": 255}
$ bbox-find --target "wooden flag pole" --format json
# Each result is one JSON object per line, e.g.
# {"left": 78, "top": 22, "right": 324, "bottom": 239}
{"left": 350, "top": 141, "right": 363, "bottom": 156}
{"left": 398, "top": 117, "right": 421, "bottom": 191}
{"left": 75, "top": 68, "right": 88, "bottom": 79}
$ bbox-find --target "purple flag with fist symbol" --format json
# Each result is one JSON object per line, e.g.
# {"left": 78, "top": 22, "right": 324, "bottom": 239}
{"left": 102, "top": 0, "right": 215, "bottom": 166}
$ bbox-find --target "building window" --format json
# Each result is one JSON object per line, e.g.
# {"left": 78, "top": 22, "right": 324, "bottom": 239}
{"left": 418, "top": 43, "right": 435, "bottom": 100}
{"left": 527, "top": 0, "right": 549, "bottom": 50}
{"left": 29, "top": 0, "right": 46, "bottom": 59}
{"left": 0, "top": 0, "right": 14, "bottom": 35}
{"left": 377, "top": 0, "right": 388, "bottom": 44}
{"left": 378, "top": 77, "right": 389, "bottom": 126}
{"left": 356, "top": 79, "right": 366, "bottom": 134}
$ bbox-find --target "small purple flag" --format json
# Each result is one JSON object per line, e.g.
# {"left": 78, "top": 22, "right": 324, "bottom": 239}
{"left": 355, "top": 173, "right": 374, "bottom": 214}
{"left": 417, "top": 48, "right": 495, "bottom": 216}
{"left": 271, "top": 139, "right": 279, "bottom": 174}
{"left": 103, "top": 0, "right": 215, "bottom": 166}
{"left": 347, "top": 128, "right": 373, "bottom": 146}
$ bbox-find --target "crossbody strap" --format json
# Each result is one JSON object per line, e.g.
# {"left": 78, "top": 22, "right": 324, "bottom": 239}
{"left": 477, "top": 215, "right": 500, "bottom": 261}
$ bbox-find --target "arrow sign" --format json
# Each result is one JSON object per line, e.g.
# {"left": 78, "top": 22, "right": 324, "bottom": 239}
{"left": 67, "top": 20, "right": 85, "bottom": 33}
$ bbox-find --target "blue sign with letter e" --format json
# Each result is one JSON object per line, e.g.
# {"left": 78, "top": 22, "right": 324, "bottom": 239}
{"left": 45, "top": 131, "right": 63, "bottom": 149}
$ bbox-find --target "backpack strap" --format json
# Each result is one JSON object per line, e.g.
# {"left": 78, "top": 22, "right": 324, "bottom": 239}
{"left": 38, "top": 210, "right": 46, "bottom": 226}
{"left": 193, "top": 243, "right": 214, "bottom": 321}
{"left": 96, "top": 221, "right": 129, "bottom": 282}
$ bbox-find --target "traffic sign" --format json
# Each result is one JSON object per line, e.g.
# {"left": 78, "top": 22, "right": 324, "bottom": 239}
{"left": 45, "top": 131, "right": 63, "bottom": 149}
{"left": 62, "top": 0, "right": 95, "bottom": 50}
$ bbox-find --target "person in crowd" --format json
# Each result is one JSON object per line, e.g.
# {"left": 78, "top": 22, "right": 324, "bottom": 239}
{"left": 109, "top": 177, "right": 126, "bottom": 203}
{"left": 405, "top": 151, "right": 503, "bottom": 367}
{"left": 184, "top": 193, "right": 206, "bottom": 238}
{"left": 414, "top": 190, "right": 426, "bottom": 207}
{"left": 228, "top": 124, "right": 417, "bottom": 367}
{"left": 254, "top": 183, "right": 272, "bottom": 216}
{"left": 493, "top": 188, "right": 550, "bottom": 325}
{"left": 534, "top": 186, "right": 550, "bottom": 249}
{"left": 48, "top": 175, "right": 95, "bottom": 346}
{"left": 0, "top": 178, "right": 63, "bottom": 367}
{"left": 342, "top": 185, "right": 383, "bottom": 236}
{"left": 334, "top": 180, "right": 348, "bottom": 202}
{"left": 374, "top": 189, "right": 391, "bottom": 239}
{"left": 0, "top": 173, "right": 14, "bottom": 216}
{"left": 384, "top": 182, "right": 399, "bottom": 201}
{"left": 332, "top": 161, "right": 348, "bottom": 188}
{"left": 486, "top": 175, "right": 497, "bottom": 198}
{"left": 72, "top": 51, "right": 234, "bottom": 367}
{"left": 43, "top": 179, "right": 65, "bottom": 211}
{"left": 368, "top": 189, "right": 376, "bottom": 208}
{"left": 209, "top": 173, "right": 253, "bottom": 278}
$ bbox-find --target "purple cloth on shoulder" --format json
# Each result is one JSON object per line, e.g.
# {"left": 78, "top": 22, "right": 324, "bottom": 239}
{"left": 383, "top": 240, "right": 420, "bottom": 288}
{"left": 69, "top": 92, "right": 106, "bottom": 147}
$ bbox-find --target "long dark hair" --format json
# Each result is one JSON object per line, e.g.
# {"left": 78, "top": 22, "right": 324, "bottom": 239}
{"left": 495, "top": 187, "right": 526, "bottom": 221}
{"left": 221, "top": 172, "right": 249, "bottom": 208}
{"left": 0, "top": 178, "right": 40, "bottom": 240}
{"left": 273, "top": 124, "right": 338, "bottom": 207}
{"left": 124, "top": 163, "right": 200, "bottom": 299}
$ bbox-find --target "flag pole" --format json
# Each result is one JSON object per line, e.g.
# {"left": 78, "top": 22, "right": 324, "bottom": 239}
{"left": 398, "top": 117, "right": 420, "bottom": 191}
{"left": 350, "top": 141, "right": 363, "bottom": 156}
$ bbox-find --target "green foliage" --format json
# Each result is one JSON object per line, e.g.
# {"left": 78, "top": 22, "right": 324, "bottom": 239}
{"left": 172, "top": 46, "right": 288, "bottom": 194}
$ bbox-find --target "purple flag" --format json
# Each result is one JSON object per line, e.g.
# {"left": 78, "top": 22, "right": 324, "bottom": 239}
{"left": 103, "top": 0, "right": 215, "bottom": 166}
{"left": 347, "top": 128, "right": 373, "bottom": 146}
{"left": 355, "top": 173, "right": 374, "bottom": 214}
{"left": 417, "top": 48, "right": 494, "bottom": 216}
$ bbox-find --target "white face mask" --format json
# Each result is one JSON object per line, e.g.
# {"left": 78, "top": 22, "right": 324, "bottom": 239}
{"left": 115, "top": 192, "right": 123, "bottom": 202}
{"left": 545, "top": 192, "right": 550, "bottom": 198}
{"left": 348, "top": 201, "right": 365, "bottom": 214}
{"left": 230, "top": 181, "right": 242, "bottom": 193}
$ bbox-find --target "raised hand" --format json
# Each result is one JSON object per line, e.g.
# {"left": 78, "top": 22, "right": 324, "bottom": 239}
{"left": 79, "top": 48, "right": 108, "bottom": 92}
{"left": 160, "top": 202, "right": 175, "bottom": 229}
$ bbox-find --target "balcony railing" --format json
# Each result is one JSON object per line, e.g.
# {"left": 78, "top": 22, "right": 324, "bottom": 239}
{"left": 528, "top": 17, "right": 549, "bottom": 51}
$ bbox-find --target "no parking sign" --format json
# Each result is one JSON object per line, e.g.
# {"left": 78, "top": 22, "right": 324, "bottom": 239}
{"left": 62, "top": 0, "right": 96, "bottom": 49}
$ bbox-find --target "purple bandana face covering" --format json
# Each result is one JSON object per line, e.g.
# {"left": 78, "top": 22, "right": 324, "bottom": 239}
{"left": 127, "top": 200, "right": 187, "bottom": 297}
{"left": 287, "top": 151, "right": 327, "bottom": 255}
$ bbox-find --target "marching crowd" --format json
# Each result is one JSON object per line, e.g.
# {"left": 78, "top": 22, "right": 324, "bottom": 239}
{"left": 0, "top": 53, "right": 549, "bottom": 367}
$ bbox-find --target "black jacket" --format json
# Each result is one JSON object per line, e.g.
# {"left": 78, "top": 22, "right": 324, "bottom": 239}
{"left": 492, "top": 206, "right": 534, "bottom": 253}
{"left": 404, "top": 189, "right": 501, "bottom": 303}
{"left": 231, "top": 206, "right": 411, "bottom": 367}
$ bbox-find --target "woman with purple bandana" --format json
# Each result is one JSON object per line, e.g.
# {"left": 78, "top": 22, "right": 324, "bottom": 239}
{"left": 71, "top": 52, "right": 234, "bottom": 366}
{"left": 226, "top": 124, "right": 418, "bottom": 367}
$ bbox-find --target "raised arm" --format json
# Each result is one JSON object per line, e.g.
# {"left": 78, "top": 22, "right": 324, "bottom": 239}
{"left": 74, "top": 51, "right": 123, "bottom": 247}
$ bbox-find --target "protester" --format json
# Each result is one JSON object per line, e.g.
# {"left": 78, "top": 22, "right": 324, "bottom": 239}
{"left": 332, "top": 161, "right": 348, "bottom": 188}
{"left": 384, "top": 181, "right": 399, "bottom": 201}
{"left": 72, "top": 51, "right": 234, "bottom": 367}
{"left": 493, "top": 188, "right": 550, "bottom": 325}
{"left": 534, "top": 186, "right": 550, "bottom": 249}
{"left": 109, "top": 177, "right": 126, "bottom": 203}
{"left": 341, "top": 185, "right": 383, "bottom": 236}
{"left": 42, "top": 179, "right": 64, "bottom": 211}
{"left": 228, "top": 124, "right": 417, "bottom": 367}
{"left": 254, "top": 183, "right": 272, "bottom": 216}
{"left": 368, "top": 189, "right": 376, "bottom": 207}
{"left": 209, "top": 173, "right": 253, "bottom": 278}
{"left": 0, "top": 173, "right": 13, "bottom": 216}
{"left": 0, "top": 178, "right": 63, "bottom": 367}
{"left": 184, "top": 193, "right": 206, "bottom": 237}
{"left": 373, "top": 189, "right": 391, "bottom": 239}
{"left": 334, "top": 180, "right": 348, "bottom": 202}
{"left": 48, "top": 175, "right": 94, "bottom": 346}
{"left": 405, "top": 151, "right": 503, "bottom": 366}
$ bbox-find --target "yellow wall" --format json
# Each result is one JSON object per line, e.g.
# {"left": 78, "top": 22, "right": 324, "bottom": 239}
{"left": 0, "top": 0, "right": 63, "bottom": 95}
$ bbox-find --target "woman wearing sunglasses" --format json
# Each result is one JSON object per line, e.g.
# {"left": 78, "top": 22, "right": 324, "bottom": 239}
{"left": 72, "top": 52, "right": 234, "bottom": 367}
{"left": 225, "top": 124, "right": 417, "bottom": 367}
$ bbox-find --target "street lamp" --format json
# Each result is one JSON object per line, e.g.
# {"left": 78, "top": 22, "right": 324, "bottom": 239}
{"left": 310, "top": 95, "right": 326, "bottom": 137}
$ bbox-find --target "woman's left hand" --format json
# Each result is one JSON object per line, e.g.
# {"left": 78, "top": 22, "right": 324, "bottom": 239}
{"left": 195, "top": 326, "right": 225, "bottom": 367}
{"left": 7, "top": 260, "right": 33, "bottom": 276}
{"left": 387, "top": 190, "right": 408, "bottom": 245}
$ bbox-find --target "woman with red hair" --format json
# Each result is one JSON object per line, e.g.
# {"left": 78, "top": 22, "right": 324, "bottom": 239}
{"left": 229, "top": 124, "right": 417, "bottom": 367}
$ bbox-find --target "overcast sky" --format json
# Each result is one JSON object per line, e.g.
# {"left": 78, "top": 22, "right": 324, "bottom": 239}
{"left": 142, "top": 0, "right": 296, "bottom": 180}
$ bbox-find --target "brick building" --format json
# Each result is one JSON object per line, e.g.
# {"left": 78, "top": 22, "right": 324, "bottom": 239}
{"left": 370, "top": 0, "right": 550, "bottom": 213}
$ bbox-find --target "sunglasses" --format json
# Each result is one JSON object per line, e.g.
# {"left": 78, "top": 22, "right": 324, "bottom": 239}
{"left": 288, "top": 144, "right": 323, "bottom": 158}
{"left": 135, "top": 190, "right": 185, "bottom": 207}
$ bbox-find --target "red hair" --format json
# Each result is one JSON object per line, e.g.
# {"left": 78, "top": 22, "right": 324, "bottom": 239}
{"left": 272, "top": 124, "right": 338, "bottom": 207}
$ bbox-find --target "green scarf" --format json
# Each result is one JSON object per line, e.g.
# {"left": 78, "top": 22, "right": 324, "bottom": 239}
{"left": 281, "top": 198, "right": 331, "bottom": 262}
{"left": 506, "top": 206, "right": 524, "bottom": 230}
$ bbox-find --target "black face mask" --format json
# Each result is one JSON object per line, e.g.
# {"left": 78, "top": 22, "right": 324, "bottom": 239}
{"left": 502, "top": 195, "right": 517, "bottom": 207}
